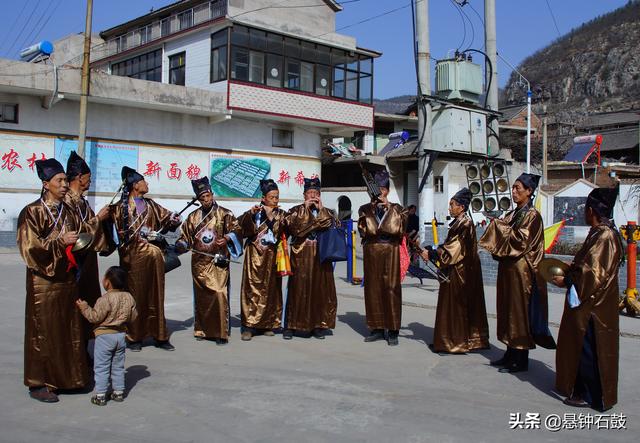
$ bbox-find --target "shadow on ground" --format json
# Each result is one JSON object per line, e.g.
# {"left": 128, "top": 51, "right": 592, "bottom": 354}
{"left": 338, "top": 311, "right": 369, "bottom": 337}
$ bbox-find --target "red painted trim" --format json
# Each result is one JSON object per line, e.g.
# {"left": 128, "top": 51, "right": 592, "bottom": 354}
{"left": 92, "top": 17, "right": 227, "bottom": 66}
{"left": 228, "top": 79, "right": 374, "bottom": 109}
{"left": 228, "top": 105, "right": 373, "bottom": 129}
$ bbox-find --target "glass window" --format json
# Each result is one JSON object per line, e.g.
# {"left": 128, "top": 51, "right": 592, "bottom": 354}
{"left": 231, "top": 46, "right": 249, "bottom": 80}
{"left": 266, "top": 53, "right": 282, "bottom": 87}
{"left": 210, "top": 29, "right": 228, "bottom": 83}
{"left": 315, "top": 64, "right": 330, "bottom": 95}
{"left": 359, "top": 75, "right": 372, "bottom": 103}
{"left": 112, "top": 49, "right": 162, "bottom": 83}
{"left": 346, "top": 69, "right": 358, "bottom": 100}
{"left": 249, "top": 29, "right": 266, "bottom": 50}
{"left": 161, "top": 19, "right": 170, "bottom": 37}
{"left": 284, "top": 37, "right": 300, "bottom": 58}
{"left": 301, "top": 41, "right": 315, "bottom": 62}
{"left": 360, "top": 57, "right": 372, "bottom": 74}
{"left": 231, "top": 25, "right": 249, "bottom": 46}
{"left": 300, "top": 61, "right": 314, "bottom": 92}
{"left": 266, "top": 33, "right": 283, "bottom": 54}
{"left": 211, "top": 46, "right": 227, "bottom": 82}
{"left": 0, "top": 104, "right": 18, "bottom": 123}
{"left": 272, "top": 129, "right": 293, "bottom": 148}
{"left": 249, "top": 51, "right": 264, "bottom": 84}
{"left": 211, "top": 28, "right": 227, "bottom": 48}
{"left": 169, "top": 52, "right": 186, "bottom": 86}
{"left": 316, "top": 45, "right": 330, "bottom": 65}
{"left": 333, "top": 67, "right": 344, "bottom": 98}
{"left": 286, "top": 59, "right": 300, "bottom": 89}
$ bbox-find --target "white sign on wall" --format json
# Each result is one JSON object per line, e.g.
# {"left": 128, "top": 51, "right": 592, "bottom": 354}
{"left": 0, "top": 133, "right": 54, "bottom": 190}
{"left": 138, "top": 146, "right": 211, "bottom": 196}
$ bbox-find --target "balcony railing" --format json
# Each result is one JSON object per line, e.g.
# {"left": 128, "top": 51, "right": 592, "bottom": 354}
{"left": 97, "top": 1, "right": 227, "bottom": 60}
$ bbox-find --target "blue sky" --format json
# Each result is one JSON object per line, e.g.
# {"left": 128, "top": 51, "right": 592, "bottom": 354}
{"left": 0, "top": 0, "right": 629, "bottom": 99}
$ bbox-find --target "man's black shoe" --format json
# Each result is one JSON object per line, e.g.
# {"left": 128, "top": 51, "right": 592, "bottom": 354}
{"left": 312, "top": 328, "right": 326, "bottom": 339}
{"left": 127, "top": 341, "right": 142, "bottom": 352}
{"left": 364, "top": 329, "right": 385, "bottom": 342}
{"left": 29, "top": 387, "right": 59, "bottom": 403}
{"left": 387, "top": 330, "right": 399, "bottom": 346}
{"left": 155, "top": 340, "right": 175, "bottom": 351}
{"left": 283, "top": 329, "right": 294, "bottom": 340}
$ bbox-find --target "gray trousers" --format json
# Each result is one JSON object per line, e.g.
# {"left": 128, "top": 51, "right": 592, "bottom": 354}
{"left": 94, "top": 332, "right": 126, "bottom": 394}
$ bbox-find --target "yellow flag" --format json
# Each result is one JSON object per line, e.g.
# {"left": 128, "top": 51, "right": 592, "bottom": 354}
{"left": 544, "top": 220, "right": 565, "bottom": 253}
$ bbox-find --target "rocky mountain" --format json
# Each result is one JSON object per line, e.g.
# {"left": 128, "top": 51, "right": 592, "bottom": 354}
{"left": 502, "top": 0, "right": 640, "bottom": 123}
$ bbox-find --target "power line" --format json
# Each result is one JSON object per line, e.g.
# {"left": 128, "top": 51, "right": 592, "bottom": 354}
{"left": 15, "top": 0, "right": 59, "bottom": 58}
{"left": 544, "top": 0, "right": 562, "bottom": 37}
{"left": 448, "top": 0, "right": 467, "bottom": 51}
{"left": 456, "top": 1, "right": 475, "bottom": 51}
{"left": 0, "top": 0, "right": 32, "bottom": 54}
{"left": 5, "top": 0, "right": 43, "bottom": 58}
{"left": 29, "top": 0, "right": 64, "bottom": 48}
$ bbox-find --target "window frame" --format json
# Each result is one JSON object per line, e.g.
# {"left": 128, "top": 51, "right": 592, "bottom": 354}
{"left": 226, "top": 25, "right": 373, "bottom": 103}
{"left": 210, "top": 28, "right": 229, "bottom": 83}
{"left": 168, "top": 51, "right": 186, "bottom": 86}
{"left": 0, "top": 103, "right": 19, "bottom": 124}
{"left": 111, "top": 49, "right": 163, "bottom": 83}
{"left": 272, "top": 128, "right": 294, "bottom": 149}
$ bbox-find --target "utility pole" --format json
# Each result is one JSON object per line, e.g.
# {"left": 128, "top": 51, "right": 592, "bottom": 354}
{"left": 542, "top": 104, "right": 548, "bottom": 184}
{"left": 416, "top": 0, "right": 433, "bottom": 241}
{"left": 77, "top": 0, "right": 93, "bottom": 157}
{"left": 485, "top": 0, "right": 499, "bottom": 155}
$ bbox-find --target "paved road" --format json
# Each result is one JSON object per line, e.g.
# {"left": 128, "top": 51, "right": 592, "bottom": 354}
{"left": 0, "top": 252, "right": 637, "bottom": 442}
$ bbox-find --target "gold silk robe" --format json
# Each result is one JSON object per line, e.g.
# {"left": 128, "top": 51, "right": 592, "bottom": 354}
{"left": 358, "top": 203, "right": 407, "bottom": 331}
{"left": 433, "top": 215, "right": 489, "bottom": 353}
{"left": 238, "top": 207, "right": 288, "bottom": 330}
{"left": 479, "top": 204, "right": 556, "bottom": 350}
{"left": 178, "top": 204, "right": 241, "bottom": 340}
{"left": 556, "top": 223, "right": 623, "bottom": 410}
{"left": 17, "top": 199, "right": 90, "bottom": 389}
{"left": 64, "top": 189, "right": 105, "bottom": 307}
{"left": 285, "top": 204, "right": 338, "bottom": 332}
{"left": 108, "top": 197, "right": 176, "bottom": 342}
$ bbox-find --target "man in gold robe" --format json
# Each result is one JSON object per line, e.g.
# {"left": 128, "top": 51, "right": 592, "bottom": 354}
{"left": 479, "top": 173, "right": 556, "bottom": 373}
{"left": 176, "top": 177, "right": 242, "bottom": 345}
{"left": 283, "top": 177, "right": 338, "bottom": 340}
{"left": 552, "top": 186, "right": 624, "bottom": 411}
{"left": 358, "top": 170, "right": 407, "bottom": 346}
{"left": 64, "top": 151, "right": 104, "bottom": 309}
{"left": 422, "top": 188, "right": 489, "bottom": 354}
{"left": 238, "top": 179, "right": 288, "bottom": 341}
{"left": 104, "top": 166, "right": 181, "bottom": 351}
{"left": 17, "top": 159, "right": 104, "bottom": 402}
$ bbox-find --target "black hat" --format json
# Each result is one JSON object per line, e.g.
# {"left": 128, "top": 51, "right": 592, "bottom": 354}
{"left": 121, "top": 166, "right": 144, "bottom": 189}
{"left": 303, "top": 177, "right": 321, "bottom": 192}
{"left": 451, "top": 187, "right": 473, "bottom": 210}
{"left": 66, "top": 151, "right": 91, "bottom": 180}
{"left": 515, "top": 173, "right": 541, "bottom": 193}
{"left": 374, "top": 170, "right": 390, "bottom": 189}
{"left": 260, "top": 179, "right": 278, "bottom": 195}
{"left": 191, "top": 176, "right": 212, "bottom": 197}
{"left": 35, "top": 158, "right": 65, "bottom": 181}
{"left": 586, "top": 186, "right": 618, "bottom": 219}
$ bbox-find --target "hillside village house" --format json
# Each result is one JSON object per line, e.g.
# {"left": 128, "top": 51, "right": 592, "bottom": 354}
{"left": 0, "top": 0, "right": 378, "bottom": 243}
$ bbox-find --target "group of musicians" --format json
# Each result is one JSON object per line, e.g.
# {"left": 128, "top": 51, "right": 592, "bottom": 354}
{"left": 17, "top": 152, "right": 623, "bottom": 412}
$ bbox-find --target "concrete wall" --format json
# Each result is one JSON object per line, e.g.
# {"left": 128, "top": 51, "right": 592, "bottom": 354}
{"left": 164, "top": 24, "right": 228, "bottom": 91}
{"left": 0, "top": 93, "right": 322, "bottom": 158}
{"left": 227, "top": 0, "right": 354, "bottom": 49}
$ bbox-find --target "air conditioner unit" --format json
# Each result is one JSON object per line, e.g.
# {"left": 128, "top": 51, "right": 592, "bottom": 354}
{"left": 435, "top": 59, "right": 483, "bottom": 104}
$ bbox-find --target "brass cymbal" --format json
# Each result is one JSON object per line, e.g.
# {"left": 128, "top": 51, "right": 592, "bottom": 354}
{"left": 539, "top": 257, "right": 570, "bottom": 283}
{"left": 72, "top": 232, "right": 94, "bottom": 252}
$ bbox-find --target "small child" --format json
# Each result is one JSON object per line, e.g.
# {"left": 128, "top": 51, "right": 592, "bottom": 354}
{"left": 76, "top": 266, "right": 138, "bottom": 406}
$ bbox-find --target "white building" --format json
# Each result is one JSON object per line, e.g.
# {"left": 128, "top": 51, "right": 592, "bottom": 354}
{"left": 0, "top": 0, "right": 379, "bottom": 242}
